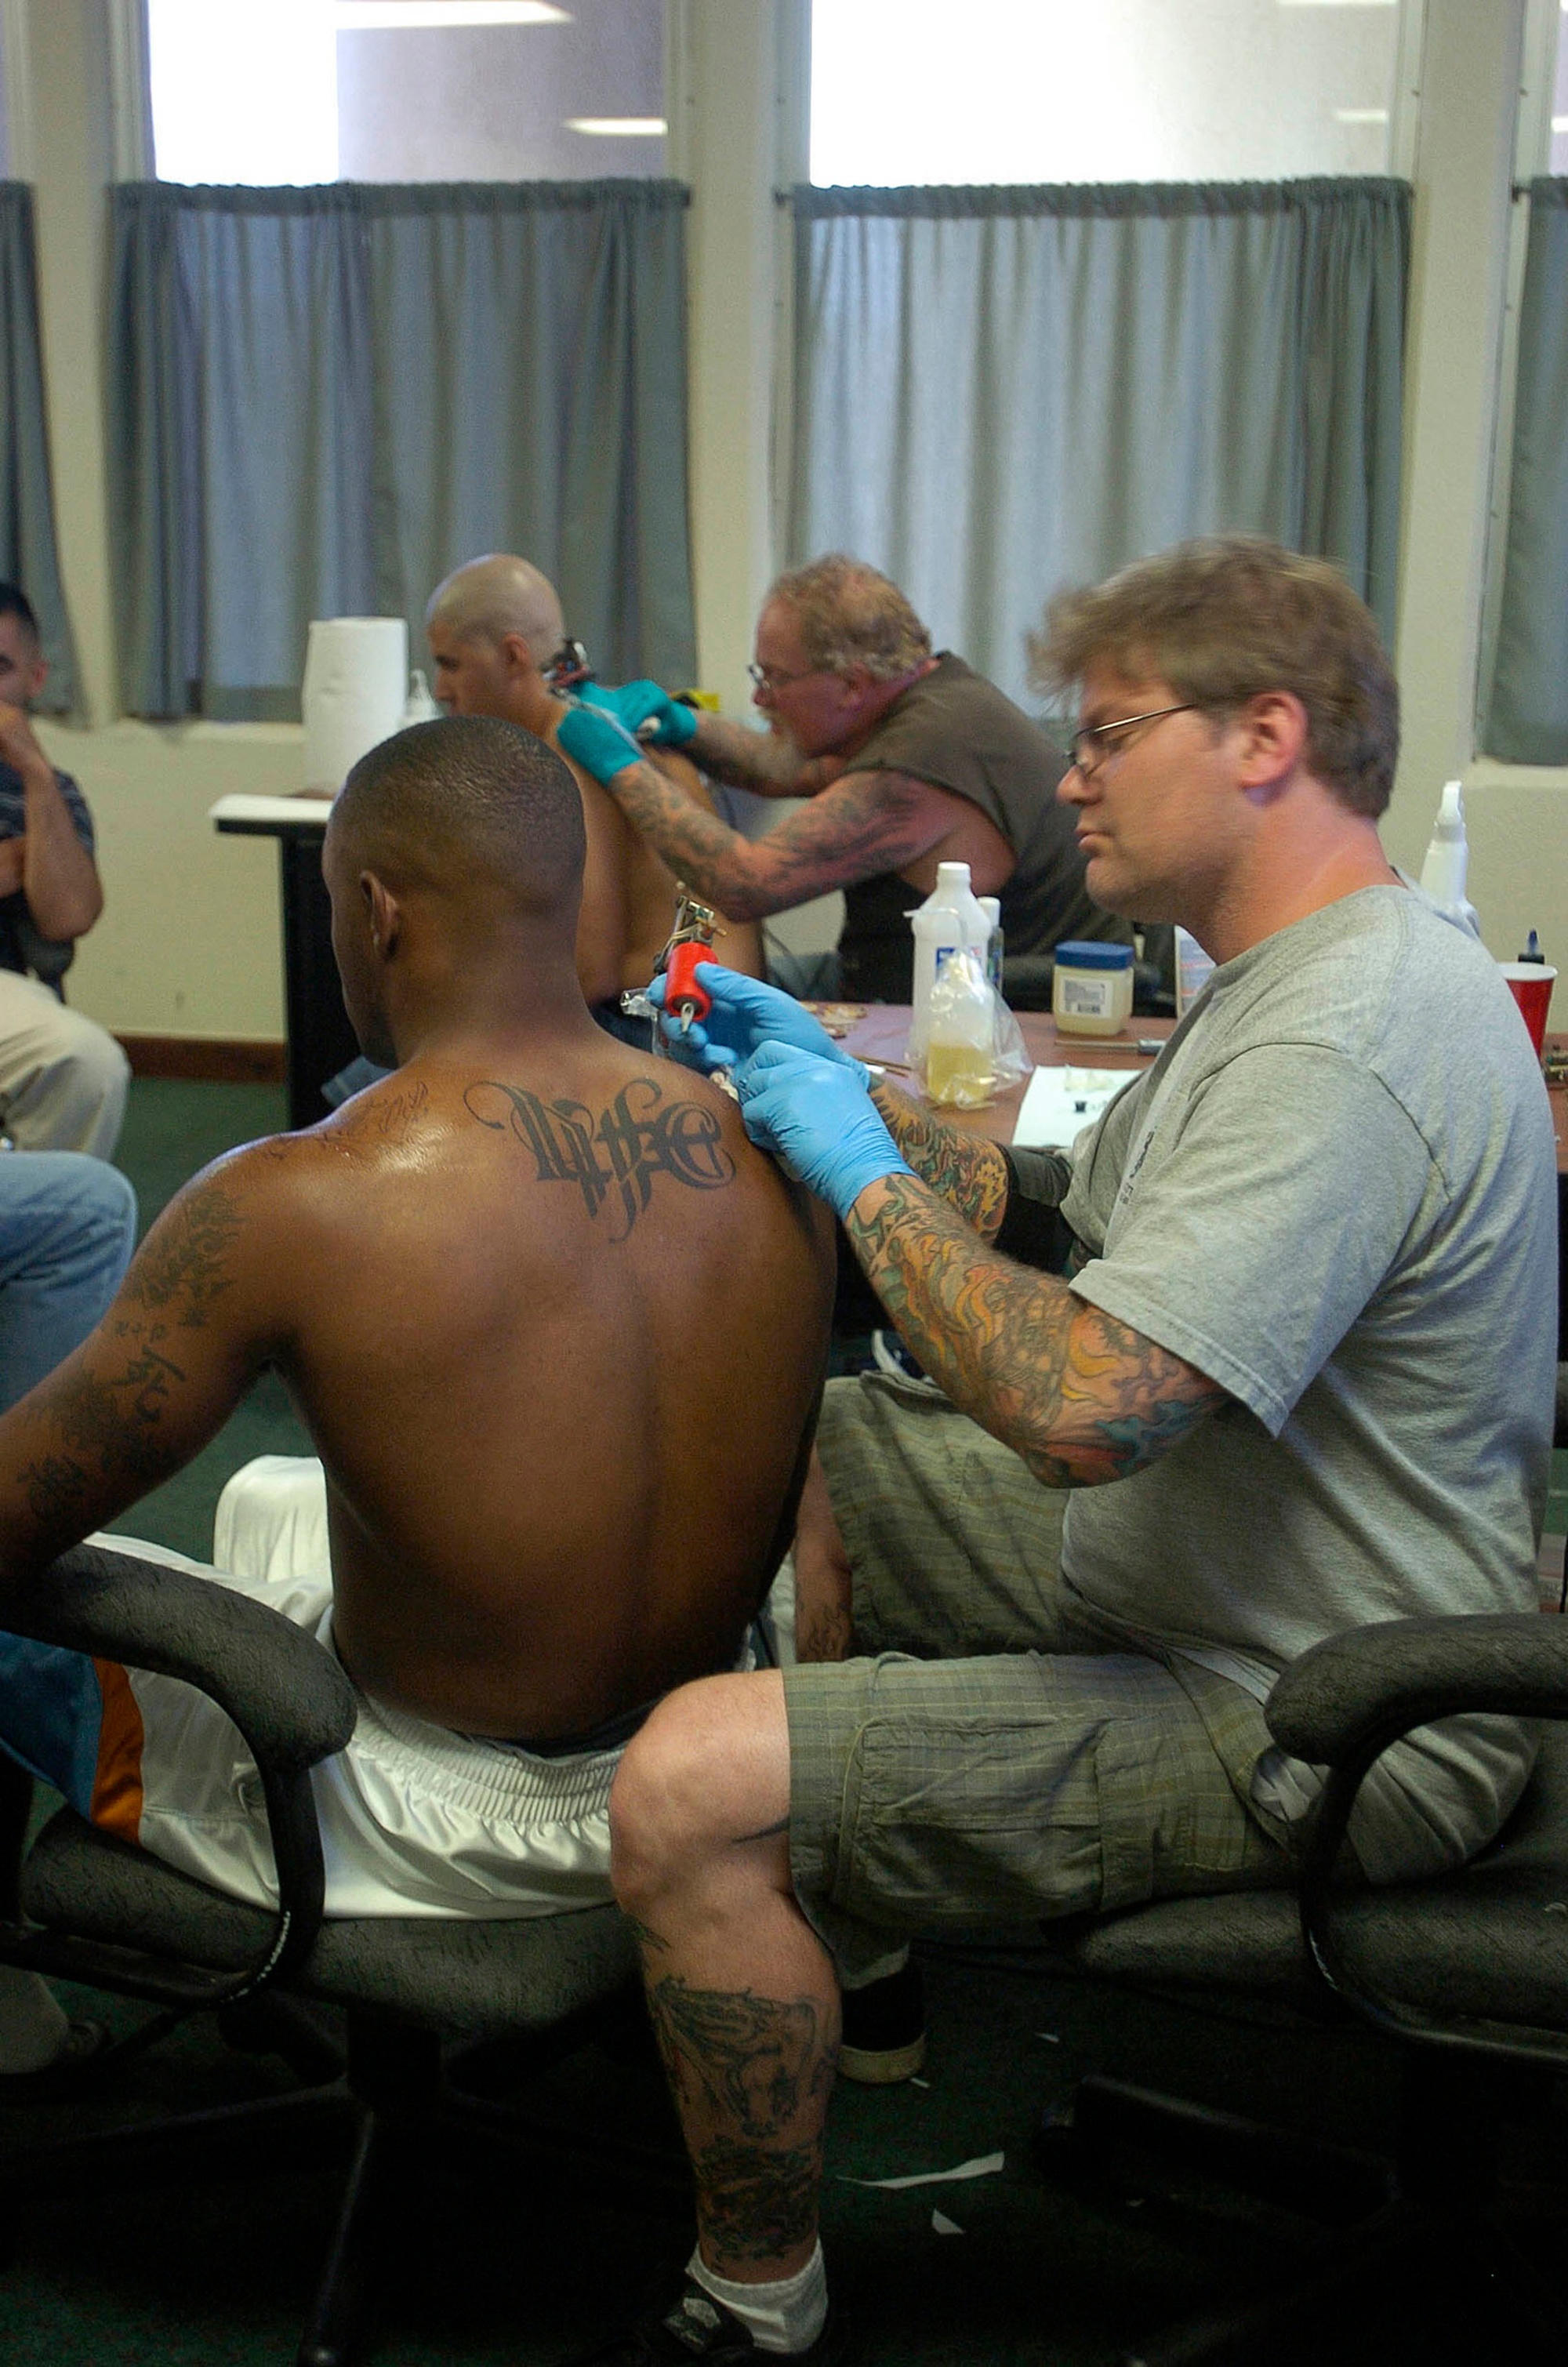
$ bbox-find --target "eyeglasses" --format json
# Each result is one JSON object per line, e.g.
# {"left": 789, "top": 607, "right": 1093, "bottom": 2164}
{"left": 747, "top": 660, "right": 825, "bottom": 695}
{"left": 1067, "top": 704, "right": 1199, "bottom": 781}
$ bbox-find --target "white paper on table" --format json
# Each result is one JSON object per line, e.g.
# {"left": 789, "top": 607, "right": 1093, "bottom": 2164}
{"left": 1010, "top": 1066, "right": 1131, "bottom": 1150}
{"left": 840, "top": 2149, "right": 1005, "bottom": 2192}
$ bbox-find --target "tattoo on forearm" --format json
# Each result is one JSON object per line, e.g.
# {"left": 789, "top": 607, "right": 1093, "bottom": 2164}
{"left": 605, "top": 758, "right": 942, "bottom": 917}
{"left": 125, "top": 1182, "right": 242, "bottom": 1327}
{"left": 464, "top": 1079, "right": 735, "bottom": 1240}
{"left": 870, "top": 1084, "right": 1010, "bottom": 1236}
{"left": 847, "top": 1174, "right": 1223, "bottom": 1486}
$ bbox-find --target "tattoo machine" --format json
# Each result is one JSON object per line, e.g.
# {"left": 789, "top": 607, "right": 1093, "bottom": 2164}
{"left": 619, "top": 884, "right": 726, "bottom": 1041}
{"left": 543, "top": 636, "right": 593, "bottom": 692}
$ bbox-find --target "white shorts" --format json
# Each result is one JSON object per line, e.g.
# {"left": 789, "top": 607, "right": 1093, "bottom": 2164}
{"left": 80, "top": 1539, "right": 623, "bottom": 1921}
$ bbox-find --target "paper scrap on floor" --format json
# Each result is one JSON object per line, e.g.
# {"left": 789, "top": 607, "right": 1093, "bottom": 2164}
{"left": 1011, "top": 1066, "right": 1131, "bottom": 1149}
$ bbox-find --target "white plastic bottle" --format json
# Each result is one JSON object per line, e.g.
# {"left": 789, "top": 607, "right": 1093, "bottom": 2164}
{"left": 402, "top": 668, "right": 441, "bottom": 725}
{"left": 1417, "top": 780, "right": 1480, "bottom": 937}
{"left": 909, "top": 862, "right": 991, "bottom": 1063}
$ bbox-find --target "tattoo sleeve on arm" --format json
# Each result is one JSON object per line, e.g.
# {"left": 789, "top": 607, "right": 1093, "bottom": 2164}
{"left": 846, "top": 1172, "right": 1225, "bottom": 1487}
{"left": 870, "top": 1082, "right": 1010, "bottom": 1237}
{"left": 602, "top": 761, "right": 947, "bottom": 922}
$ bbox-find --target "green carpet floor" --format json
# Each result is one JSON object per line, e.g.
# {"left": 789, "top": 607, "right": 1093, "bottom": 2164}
{"left": 0, "top": 1080, "right": 1561, "bottom": 2366}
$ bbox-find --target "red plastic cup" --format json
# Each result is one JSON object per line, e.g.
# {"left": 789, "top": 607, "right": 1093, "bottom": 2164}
{"left": 1500, "top": 962, "right": 1556, "bottom": 1057}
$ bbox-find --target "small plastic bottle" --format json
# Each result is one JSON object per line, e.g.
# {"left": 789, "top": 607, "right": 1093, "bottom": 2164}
{"left": 978, "top": 895, "right": 1004, "bottom": 996}
{"left": 1417, "top": 780, "right": 1480, "bottom": 937}
{"left": 909, "top": 862, "right": 991, "bottom": 1062}
{"left": 926, "top": 949, "right": 996, "bottom": 1106}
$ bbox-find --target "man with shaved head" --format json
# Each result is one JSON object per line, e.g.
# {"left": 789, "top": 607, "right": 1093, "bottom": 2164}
{"left": 0, "top": 715, "right": 833, "bottom": 1927}
{"left": 426, "top": 555, "right": 763, "bottom": 1030}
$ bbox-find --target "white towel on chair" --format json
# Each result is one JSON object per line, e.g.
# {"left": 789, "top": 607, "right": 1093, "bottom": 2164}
{"left": 213, "top": 1454, "right": 330, "bottom": 1584}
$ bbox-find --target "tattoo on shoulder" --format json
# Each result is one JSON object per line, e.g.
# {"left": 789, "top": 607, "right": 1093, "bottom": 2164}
{"left": 125, "top": 1181, "right": 243, "bottom": 1328}
{"left": 463, "top": 1077, "right": 735, "bottom": 1240}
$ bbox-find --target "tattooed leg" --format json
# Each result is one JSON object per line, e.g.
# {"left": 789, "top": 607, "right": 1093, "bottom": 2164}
{"left": 611, "top": 1670, "right": 837, "bottom": 2284}
{"left": 792, "top": 1449, "right": 854, "bottom": 1663}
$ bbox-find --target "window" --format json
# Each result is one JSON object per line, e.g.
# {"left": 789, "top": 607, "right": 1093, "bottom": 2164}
{"left": 146, "top": 0, "right": 666, "bottom": 186}
{"left": 809, "top": 0, "right": 1407, "bottom": 187}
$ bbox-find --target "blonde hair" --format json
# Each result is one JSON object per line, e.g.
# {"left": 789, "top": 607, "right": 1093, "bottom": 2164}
{"left": 1032, "top": 536, "right": 1398, "bottom": 819}
{"left": 768, "top": 554, "right": 931, "bottom": 682}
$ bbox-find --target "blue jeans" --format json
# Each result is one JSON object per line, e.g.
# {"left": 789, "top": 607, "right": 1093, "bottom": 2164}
{"left": 0, "top": 1152, "right": 136, "bottom": 1412}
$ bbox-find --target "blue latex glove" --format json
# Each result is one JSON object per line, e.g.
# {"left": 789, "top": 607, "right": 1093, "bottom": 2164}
{"left": 733, "top": 1040, "right": 914, "bottom": 1221}
{"left": 577, "top": 679, "right": 699, "bottom": 748}
{"left": 647, "top": 964, "right": 862, "bottom": 1076}
{"left": 554, "top": 700, "right": 647, "bottom": 786}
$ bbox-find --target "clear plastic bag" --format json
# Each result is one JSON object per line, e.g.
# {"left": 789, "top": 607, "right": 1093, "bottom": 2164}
{"left": 920, "top": 946, "right": 1033, "bottom": 1108}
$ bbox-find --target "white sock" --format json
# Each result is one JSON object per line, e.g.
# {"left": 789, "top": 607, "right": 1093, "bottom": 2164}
{"left": 688, "top": 2240, "right": 829, "bottom": 2355}
{"left": 0, "top": 1966, "right": 71, "bottom": 2073}
{"left": 840, "top": 1944, "right": 909, "bottom": 1991}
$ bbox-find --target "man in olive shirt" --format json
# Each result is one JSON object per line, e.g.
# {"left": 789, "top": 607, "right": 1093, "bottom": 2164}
{"left": 557, "top": 553, "right": 1130, "bottom": 1001}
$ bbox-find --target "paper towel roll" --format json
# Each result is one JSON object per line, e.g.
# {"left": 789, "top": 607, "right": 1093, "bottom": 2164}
{"left": 301, "top": 617, "right": 409, "bottom": 794}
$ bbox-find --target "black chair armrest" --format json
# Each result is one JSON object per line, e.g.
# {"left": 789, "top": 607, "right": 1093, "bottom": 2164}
{"left": 1265, "top": 1614, "right": 1568, "bottom": 1770}
{"left": 0, "top": 1541, "right": 356, "bottom": 1994}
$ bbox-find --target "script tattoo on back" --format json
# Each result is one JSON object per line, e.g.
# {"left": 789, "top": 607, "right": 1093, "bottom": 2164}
{"left": 463, "top": 1078, "right": 735, "bottom": 1240}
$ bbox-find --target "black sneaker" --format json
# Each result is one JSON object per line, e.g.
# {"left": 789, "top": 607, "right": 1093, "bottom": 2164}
{"left": 838, "top": 1958, "right": 926, "bottom": 2086}
{"left": 564, "top": 2271, "right": 848, "bottom": 2363}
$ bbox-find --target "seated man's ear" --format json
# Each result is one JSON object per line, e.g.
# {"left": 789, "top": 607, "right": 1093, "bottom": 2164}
{"left": 361, "top": 873, "right": 403, "bottom": 957}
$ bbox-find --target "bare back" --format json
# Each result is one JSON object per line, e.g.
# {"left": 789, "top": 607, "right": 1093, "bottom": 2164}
{"left": 235, "top": 1039, "right": 829, "bottom": 1738}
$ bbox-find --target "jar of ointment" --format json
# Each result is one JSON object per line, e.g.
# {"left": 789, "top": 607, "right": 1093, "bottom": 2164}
{"left": 1052, "top": 940, "right": 1134, "bottom": 1037}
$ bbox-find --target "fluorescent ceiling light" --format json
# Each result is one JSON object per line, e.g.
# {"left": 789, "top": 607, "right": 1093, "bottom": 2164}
{"left": 335, "top": 3, "right": 571, "bottom": 27}
{"left": 1555, "top": 115, "right": 1568, "bottom": 133}
{"left": 564, "top": 117, "right": 666, "bottom": 136}
{"left": 1277, "top": 2, "right": 1396, "bottom": 9}
{"left": 1334, "top": 107, "right": 1389, "bottom": 124}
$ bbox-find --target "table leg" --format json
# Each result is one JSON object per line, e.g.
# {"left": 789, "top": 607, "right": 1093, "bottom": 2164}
{"left": 278, "top": 839, "right": 359, "bottom": 1131}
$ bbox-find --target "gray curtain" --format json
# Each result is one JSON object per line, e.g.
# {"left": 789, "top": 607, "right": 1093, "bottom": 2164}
{"left": 0, "top": 185, "right": 78, "bottom": 713}
{"left": 788, "top": 180, "right": 1408, "bottom": 709}
{"left": 109, "top": 180, "right": 695, "bottom": 721}
{"left": 1482, "top": 180, "right": 1568, "bottom": 764}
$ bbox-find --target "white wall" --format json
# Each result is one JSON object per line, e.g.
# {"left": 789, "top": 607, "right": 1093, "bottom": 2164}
{"left": 16, "top": 0, "right": 1568, "bottom": 1049}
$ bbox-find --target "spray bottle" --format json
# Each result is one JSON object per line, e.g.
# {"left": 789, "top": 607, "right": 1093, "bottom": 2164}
{"left": 1417, "top": 781, "right": 1480, "bottom": 937}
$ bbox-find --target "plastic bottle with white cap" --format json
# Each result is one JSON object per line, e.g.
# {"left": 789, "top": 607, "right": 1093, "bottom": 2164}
{"left": 1417, "top": 780, "right": 1480, "bottom": 938}
{"left": 908, "top": 862, "right": 991, "bottom": 1063}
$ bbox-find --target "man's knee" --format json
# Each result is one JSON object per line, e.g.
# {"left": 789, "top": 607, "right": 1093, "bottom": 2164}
{"left": 610, "top": 1670, "right": 789, "bottom": 1911}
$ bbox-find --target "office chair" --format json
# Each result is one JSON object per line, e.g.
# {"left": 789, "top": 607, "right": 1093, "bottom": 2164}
{"left": 1033, "top": 1613, "right": 1568, "bottom": 2365}
{"left": 0, "top": 1542, "right": 685, "bottom": 2367}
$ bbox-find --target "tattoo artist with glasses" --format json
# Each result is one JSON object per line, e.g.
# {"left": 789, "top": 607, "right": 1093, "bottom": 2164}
{"left": 560, "top": 539, "right": 1555, "bottom": 2366}
{"left": 554, "top": 551, "right": 1131, "bottom": 1007}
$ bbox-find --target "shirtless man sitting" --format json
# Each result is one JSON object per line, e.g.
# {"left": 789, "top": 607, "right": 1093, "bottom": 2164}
{"left": 425, "top": 554, "right": 764, "bottom": 1037}
{"left": 0, "top": 715, "right": 833, "bottom": 1925}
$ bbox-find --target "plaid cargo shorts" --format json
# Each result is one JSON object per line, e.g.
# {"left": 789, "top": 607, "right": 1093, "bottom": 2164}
{"left": 785, "top": 1374, "right": 1290, "bottom": 1976}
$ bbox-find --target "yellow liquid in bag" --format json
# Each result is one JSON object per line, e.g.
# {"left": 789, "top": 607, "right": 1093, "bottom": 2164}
{"left": 926, "top": 1040, "right": 994, "bottom": 1107}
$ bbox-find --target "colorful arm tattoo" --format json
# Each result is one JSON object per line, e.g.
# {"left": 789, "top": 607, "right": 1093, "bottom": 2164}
{"left": 846, "top": 1172, "right": 1224, "bottom": 1486}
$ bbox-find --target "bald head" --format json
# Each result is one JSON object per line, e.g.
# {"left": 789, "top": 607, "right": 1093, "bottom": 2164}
{"left": 426, "top": 554, "right": 563, "bottom": 666}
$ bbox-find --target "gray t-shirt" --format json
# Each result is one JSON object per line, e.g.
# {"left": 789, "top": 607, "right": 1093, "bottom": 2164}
{"left": 1054, "top": 887, "right": 1556, "bottom": 1880}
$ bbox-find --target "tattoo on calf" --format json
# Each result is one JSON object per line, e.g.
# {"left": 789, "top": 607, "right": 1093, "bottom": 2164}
{"left": 691, "top": 2136, "right": 822, "bottom": 2261}
{"left": 463, "top": 1079, "right": 735, "bottom": 1240}
{"left": 644, "top": 1977, "right": 837, "bottom": 2140}
{"left": 125, "top": 1182, "right": 243, "bottom": 1328}
{"left": 643, "top": 1976, "right": 837, "bottom": 2264}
